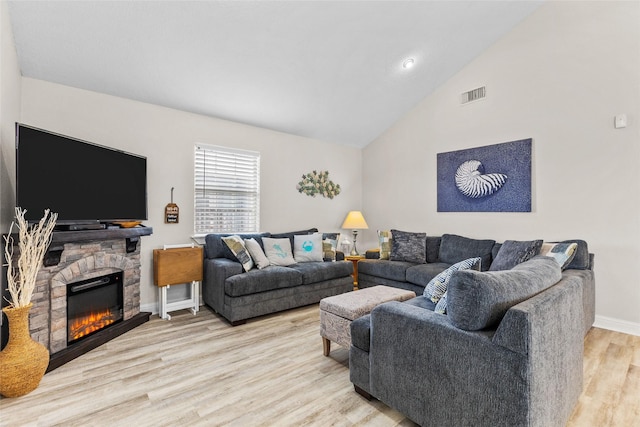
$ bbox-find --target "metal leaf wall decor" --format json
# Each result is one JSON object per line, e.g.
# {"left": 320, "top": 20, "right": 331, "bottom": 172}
{"left": 297, "top": 170, "right": 341, "bottom": 199}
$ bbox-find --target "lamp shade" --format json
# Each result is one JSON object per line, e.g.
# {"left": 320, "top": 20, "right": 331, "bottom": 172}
{"left": 341, "top": 211, "right": 369, "bottom": 230}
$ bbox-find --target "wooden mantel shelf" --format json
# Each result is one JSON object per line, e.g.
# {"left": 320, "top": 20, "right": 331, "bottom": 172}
{"left": 44, "top": 225, "right": 153, "bottom": 266}
{"left": 50, "top": 225, "right": 153, "bottom": 244}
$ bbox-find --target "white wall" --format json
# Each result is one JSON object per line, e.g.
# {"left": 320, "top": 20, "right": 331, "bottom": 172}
{"left": 362, "top": 1, "right": 640, "bottom": 332}
{"left": 0, "top": 0, "right": 21, "bottom": 232}
{"left": 0, "top": 0, "right": 21, "bottom": 344}
{"left": 19, "top": 78, "right": 362, "bottom": 311}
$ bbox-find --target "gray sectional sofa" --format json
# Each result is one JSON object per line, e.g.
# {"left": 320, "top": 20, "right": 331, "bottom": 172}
{"left": 358, "top": 233, "right": 595, "bottom": 335}
{"left": 350, "top": 232, "right": 595, "bottom": 427}
{"left": 202, "top": 228, "right": 353, "bottom": 325}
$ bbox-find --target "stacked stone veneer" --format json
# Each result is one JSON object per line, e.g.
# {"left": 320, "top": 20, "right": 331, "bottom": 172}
{"left": 29, "top": 238, "right": 141, "bottom": 354}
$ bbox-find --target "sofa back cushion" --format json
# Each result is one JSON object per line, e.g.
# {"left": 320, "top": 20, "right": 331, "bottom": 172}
{"left": 205, "top": 232, "right": 271, "bottom": 260}
{"left": 446, "top": 256, "right": 562, "bottom": 331}
{"left": 271, "top": 228, "right": 319, "bottom": 249}
{"left": 438, "top": 234, "right": 496, "bottom": 271}
{"left": 426, "top": 236, "right": 442, "bottom": 263}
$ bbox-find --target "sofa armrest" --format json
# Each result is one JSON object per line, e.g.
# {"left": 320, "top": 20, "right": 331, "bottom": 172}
{"left": 369, "top": 301, "right": 520, "bottom": 426}
{"left": 202, "top": 258, "right": 243, "bottom": 314}
{"left": 365, "top": 249, "right": 380, "bottom": 259}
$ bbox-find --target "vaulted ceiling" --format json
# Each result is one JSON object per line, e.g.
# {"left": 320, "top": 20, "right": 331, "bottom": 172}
{"left": 8, "top": 1, "right": 542, "bottom": 147}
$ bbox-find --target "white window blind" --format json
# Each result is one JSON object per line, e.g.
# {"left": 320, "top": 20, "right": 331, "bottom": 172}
{"left": 194, "top": 144, "right": 260, "bottom": 234}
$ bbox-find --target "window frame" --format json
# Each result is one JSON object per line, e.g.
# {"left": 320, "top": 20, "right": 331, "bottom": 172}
{"left": 194, "top": 144, "right": 260, "bottom": 236}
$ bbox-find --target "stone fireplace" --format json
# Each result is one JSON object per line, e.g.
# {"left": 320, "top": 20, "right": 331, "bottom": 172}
{"left": 7, "top": 227, "right": 152, "bottom": 370}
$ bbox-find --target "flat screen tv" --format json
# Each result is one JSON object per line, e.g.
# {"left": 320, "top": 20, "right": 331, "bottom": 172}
{"left": 16, "top": 123, "right": 147, "bottom": 225}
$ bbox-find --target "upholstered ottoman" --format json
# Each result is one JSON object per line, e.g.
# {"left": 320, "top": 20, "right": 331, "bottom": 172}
{"left": 319, "top": 285, "right": 416, "bottom": 356}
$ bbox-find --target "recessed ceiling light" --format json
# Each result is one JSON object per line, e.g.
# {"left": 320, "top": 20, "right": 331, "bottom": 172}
{"left": 402, "top": 58, "right": 415, "bottom": 69}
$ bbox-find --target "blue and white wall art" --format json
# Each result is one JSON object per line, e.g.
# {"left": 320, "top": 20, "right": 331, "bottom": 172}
{"left": 437, "top": 139, "right": 532, "bottom": 212}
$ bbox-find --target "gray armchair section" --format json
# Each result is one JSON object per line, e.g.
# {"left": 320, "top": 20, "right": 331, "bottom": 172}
{"left": 350, "top": 262, "right": 585, "bottom": 426}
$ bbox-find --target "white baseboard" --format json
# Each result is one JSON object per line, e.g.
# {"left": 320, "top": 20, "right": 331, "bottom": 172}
{"left": 140, "top": 302, "right": 158, "bottom": 315}
{"left": 593, "top": 315, "right": 640, "bottom": 336}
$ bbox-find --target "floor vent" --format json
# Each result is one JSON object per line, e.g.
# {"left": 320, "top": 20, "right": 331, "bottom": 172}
{"left": 461, "top": 86, "right": 486, "bottom": 104}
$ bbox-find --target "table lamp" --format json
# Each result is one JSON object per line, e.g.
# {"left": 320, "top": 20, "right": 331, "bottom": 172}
{"left": 341, "top": 211, "right": 369, "bottom": 256}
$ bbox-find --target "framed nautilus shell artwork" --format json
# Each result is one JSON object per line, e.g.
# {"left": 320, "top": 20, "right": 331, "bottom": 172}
{"left": 437, "top": 139, "right": 532, "bottom": 212}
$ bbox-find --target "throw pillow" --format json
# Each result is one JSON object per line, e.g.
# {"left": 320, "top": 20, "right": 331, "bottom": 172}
{"left": 424, "top": 257, "right": 481, "bottom": 303}
{"left": 322, "top": 232, "right": 340, "bottom": 261}
{"left": 378, "top": 230, "right": 392, "bottom": 260}
{"left": 293, "top": 233, "right": 323, "bottom": 262}
{"left": 263, "top": 237, "right": 297, "bottom": 266}
{"left": 434, "top": 291, "right": 448, "bottom": 314}
{"left": 244, "top": 238, "right": 270, "bottom": 269}
{"left": 540, "top": 242, "right": 578, "bottom": 270}
{"left": 489, "top": 239, "right": 543, "bottom": 271}
{"left": 222, "top": 235, "right": 254, "bottom": 272}
{"left": 390, "top": 229, "right": 426, "bottom": 264}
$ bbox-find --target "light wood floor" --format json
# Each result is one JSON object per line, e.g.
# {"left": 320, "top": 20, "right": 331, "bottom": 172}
{"left": 0, "top": 305, "right": 638, "bottom": 427}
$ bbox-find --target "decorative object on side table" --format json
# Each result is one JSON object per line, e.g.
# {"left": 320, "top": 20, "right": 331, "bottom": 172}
{"left": 341, "top": 211, "right": 369, "bottom": 256}
{"left": 1, "top": 207, "right": 57, "bottom": 397}
{"left": 297, "top": 170, "right": 341, "bottom": 199}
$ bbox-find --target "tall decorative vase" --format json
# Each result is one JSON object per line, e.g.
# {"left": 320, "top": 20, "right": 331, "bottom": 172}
{"left": 0, "top": 303, "right": 50, "bottom": 398}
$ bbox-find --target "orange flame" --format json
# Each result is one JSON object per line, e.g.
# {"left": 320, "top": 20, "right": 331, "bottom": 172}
{"left": 69, "top": 309, "right": 117, "bottom": 341}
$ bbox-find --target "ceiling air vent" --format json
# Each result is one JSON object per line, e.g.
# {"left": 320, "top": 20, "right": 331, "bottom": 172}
{"left": 461, "top": 86, "right": 486, "bottom": 104}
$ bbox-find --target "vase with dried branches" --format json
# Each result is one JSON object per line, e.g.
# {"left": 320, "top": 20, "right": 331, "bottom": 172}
{"left": 0, "top": 207, "right": 57, "bottom": 398}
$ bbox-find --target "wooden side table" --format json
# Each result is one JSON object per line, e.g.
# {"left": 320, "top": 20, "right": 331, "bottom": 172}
{"left": 153, "top": 244, "right": 203, "bottom": 320}
{"left": 345, "top": 255, "right": 365, "bottom": 289}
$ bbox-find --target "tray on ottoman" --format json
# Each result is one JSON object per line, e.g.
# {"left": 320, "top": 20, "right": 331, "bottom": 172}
{"left": 319, "top": 285, "right": 416, "bottom": 356}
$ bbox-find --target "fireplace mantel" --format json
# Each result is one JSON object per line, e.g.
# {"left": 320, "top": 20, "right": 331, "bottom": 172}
{"left": 45, "top": 226, "right": 153, "bottom": 266}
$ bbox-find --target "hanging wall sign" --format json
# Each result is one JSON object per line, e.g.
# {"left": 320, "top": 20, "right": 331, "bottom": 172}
{"left": 165, "top": 187, "right": 179, "bottom": 223}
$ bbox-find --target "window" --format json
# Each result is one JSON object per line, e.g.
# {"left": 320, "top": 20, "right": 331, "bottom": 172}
{"left": 194, "top": 144, "right": 260, "bottom": 234}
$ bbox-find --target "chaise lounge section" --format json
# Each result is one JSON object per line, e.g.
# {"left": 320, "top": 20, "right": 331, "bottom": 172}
{"left": 349, "top": 231, "right": 595, "bottom": 426}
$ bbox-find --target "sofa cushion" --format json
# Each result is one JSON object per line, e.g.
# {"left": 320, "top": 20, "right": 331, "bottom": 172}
{"left": 357, "top": 259, "right": 415, "bottom": 282}
{"left": 405, "top": 262, "right": 450, "bottom": 287}
{"left": 540, "top": 242, "right": 578, "bottom": 270}
{"left": 378, "top": 230, "right": 392, "bottom": 260}
{"left": 288, "top": 261, "right": 353, "bottom": 285}
{"left": 438, "top": 234, "right": 495, "bottom": 271}
{"left": 271, "top": 228, "right": 319, "bottom": 248}
{"left": 205, "top": 232, "right": 271, "bottom": 260}
{"left": 293, "top": 233, "right": 323, "bottom": 262}
{"left": 222, "top": 235, "right": 254, "bottom": 272}
{"left": 402, "top": 295, "right": 437, "bottom": 312}
{"left": 426, "top": 236, "right": 442, "bottom": 263}
{"left": 263, "top": 237, "right": 296, "bottom": 266}
{"left": 390, "top": 230, "right": 426, "bottom": 264}
{"left": 224, "top": 266, "right": 303, "bottom": 297}
{"left": 424, "top": 257, "right": 481, "bottom": 303}
{"left": 489, "top": 239, "right": 543, "bottom": 271}
{"left": 244, "top": 238, "right": 270, "bottom": 269}
{"left": 447, "top": 256, "right": 562, "bottom": 331}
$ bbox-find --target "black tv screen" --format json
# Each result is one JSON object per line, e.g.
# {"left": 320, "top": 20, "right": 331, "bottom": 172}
{"left": 16, "top": 124, "right": 148, "bottom": 224}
